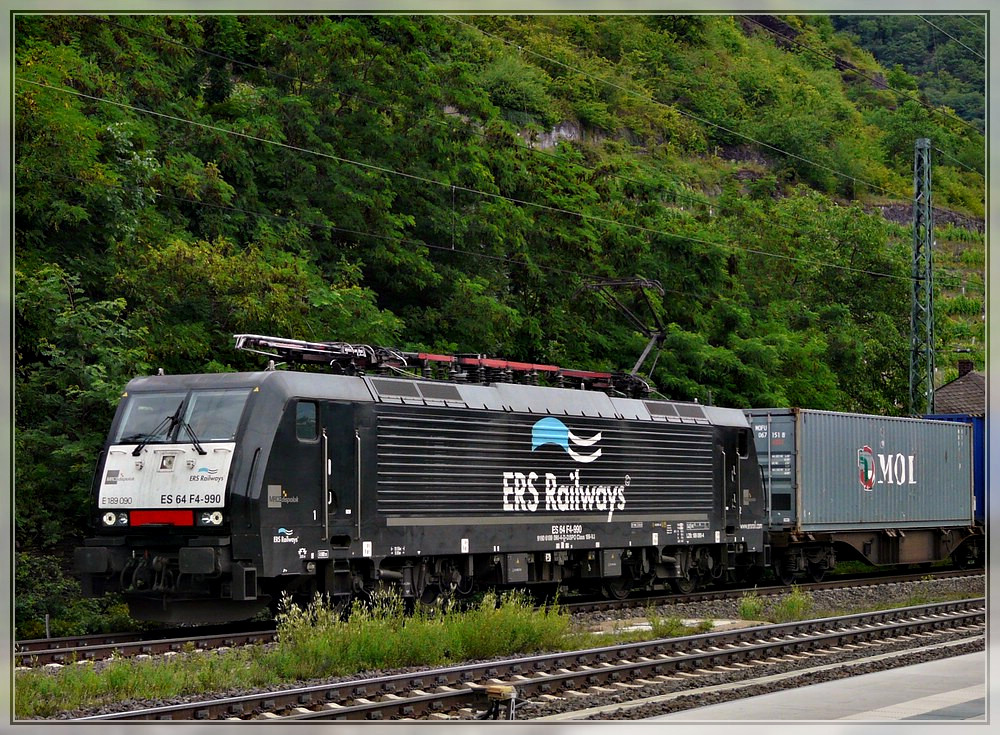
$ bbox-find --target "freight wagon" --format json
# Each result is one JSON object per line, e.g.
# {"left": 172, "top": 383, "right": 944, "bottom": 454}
{"left": 746, "top": 408, "right": 981, "bottom": 583}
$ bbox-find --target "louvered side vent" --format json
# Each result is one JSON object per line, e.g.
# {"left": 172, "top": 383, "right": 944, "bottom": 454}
{"left": 417, "top": 382, "right": 465, "bottom": 406}
{"left": 369, "top": 377, "right": 422, "bottom": 404}
{"left": 674, "top": 403, "right": 709, "bottom": 424}
{"left": 374, "top": 405, "right": 717, "bottom": 518}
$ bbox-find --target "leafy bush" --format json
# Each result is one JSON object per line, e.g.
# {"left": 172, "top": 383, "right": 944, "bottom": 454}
{"left": 14, "top": 552, "right": 142, "bottom": 639}
{"left": 270, "top": 587, "right": 570, "bottom": 679}
{"left": 478, "top": 52, "right": 557, "bottom": 127}
{"left": 940, "top": 295, "right": 983, "bottom": 317}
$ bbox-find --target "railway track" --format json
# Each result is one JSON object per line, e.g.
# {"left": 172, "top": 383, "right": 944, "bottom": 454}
{"left": 69, "top": 597, "right": 984, "bottom": 721}
{"left": 16, "top": 568, "right": 982, "bottom": 667}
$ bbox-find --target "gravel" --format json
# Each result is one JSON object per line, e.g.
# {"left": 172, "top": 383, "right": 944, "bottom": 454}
{"left": 577, "top": 574, "right": 985, "bottom": 627}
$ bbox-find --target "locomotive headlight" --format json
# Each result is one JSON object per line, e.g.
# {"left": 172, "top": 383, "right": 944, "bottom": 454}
{"left": 198, "top": 511, "right": 224, "bottom": 526}
{"left": 102, "top": 512, "right": 117, "bottom": 527}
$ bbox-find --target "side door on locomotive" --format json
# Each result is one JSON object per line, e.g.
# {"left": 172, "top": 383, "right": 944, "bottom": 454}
{"left": 257, "top": 396, "right": 361, "bottom": 593}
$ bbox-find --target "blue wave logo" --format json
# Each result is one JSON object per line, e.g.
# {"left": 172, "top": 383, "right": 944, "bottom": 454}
{"left": 277, "top": 527, "right": 294, "bottom": 537}
{"left": 198, "top": 467, "right": 219, "bottom": 474}
{"left": 531, "top": 417, "right": 602, "bottom": 464}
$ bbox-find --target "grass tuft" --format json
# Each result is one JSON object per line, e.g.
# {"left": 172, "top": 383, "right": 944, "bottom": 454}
{"left": 769, "top": 585, "right": 814, "bottom": 623}
{"left": 17, "top": 587, "right": 573, "bottom": 718}
{"left": 738, "top": 589, "right": 768, "bottom": 621}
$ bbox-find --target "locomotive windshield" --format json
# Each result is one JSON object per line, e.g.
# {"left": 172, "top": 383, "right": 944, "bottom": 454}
{"left": 114, "top": 389, "right": 251, "bottom": 444}
{"left": 182, "top": 389, "right": 250, "bottom": 441}
{"left": 115, "top": 391, "right": 186, "bottom": 443}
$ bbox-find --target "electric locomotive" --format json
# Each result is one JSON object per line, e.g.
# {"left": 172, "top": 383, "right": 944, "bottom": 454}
{"left": 74, "top": 335, "right": 768, "bottom": 623}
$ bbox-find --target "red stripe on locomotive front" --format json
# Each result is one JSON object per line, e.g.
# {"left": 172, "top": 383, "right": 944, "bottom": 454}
{"left": 130, "top": 510, "right": 195, "bottom": 526}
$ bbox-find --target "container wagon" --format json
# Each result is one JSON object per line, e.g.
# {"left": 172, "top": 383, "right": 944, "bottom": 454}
{"left": 746, "top": 408, "right": 981, "bottom": 583}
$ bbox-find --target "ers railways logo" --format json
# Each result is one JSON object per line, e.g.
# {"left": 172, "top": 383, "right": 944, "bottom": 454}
{"left": 502, "top": 418, "right": 628, "bottom": 522}
{"left": 531, "top": 416, "right": 602, "bottom": 463}
{"left": 857, "top": 445, "right": 917, "bottom": 492}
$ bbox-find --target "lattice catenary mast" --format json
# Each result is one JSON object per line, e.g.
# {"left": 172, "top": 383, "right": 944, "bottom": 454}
{"left": 909, "top": 138, "right": 934, "bottom": 415}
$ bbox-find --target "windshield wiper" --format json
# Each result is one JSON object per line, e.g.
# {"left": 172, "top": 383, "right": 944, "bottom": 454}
{"left": 180, "top": 420, "right": 207, "bottom": 456}
{"left": 132, "top": 402, "right": 183, "bottom": 456}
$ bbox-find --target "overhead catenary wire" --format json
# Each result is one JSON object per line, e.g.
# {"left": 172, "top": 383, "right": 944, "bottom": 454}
{"left": 28, "top": 163, "right": 986, "bottom": 303}
{"left": 444, "top": 15, "right": 985, "bottom": 255}
{"left": 83, "top": 15, "right": 982, "bottom": 254}
{"left": 954, "top": 14, "right": 986, "bottom": 38}
{"left": 86, "top": 14, "right": 716, "bottom": 213}
{"left": 932, "top": 147, "right": 984, "bottom": 179}
{"left": 18, "top": 76, "right": 983, "bottom": 294}
{"left": 739, "top": 14, "right": 985, "bottom": 144}
{"left": 445, "top": 14, "right": 900, "bottom": 200}
{"left": 22, "top": 165, "right": 693, "bottom": 299}
{"left": 918, "top": 15, "right": 986, "bottom": 61}
{"left": 13, "top": 78, "right": 763, "bottom": 253}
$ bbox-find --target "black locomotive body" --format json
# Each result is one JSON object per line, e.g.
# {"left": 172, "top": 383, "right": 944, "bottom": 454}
{"left": 75, "top": 368, "right": 767, "bottom": 623}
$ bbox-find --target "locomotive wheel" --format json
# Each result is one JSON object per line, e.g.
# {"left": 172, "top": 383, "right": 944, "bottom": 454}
{"left": 418, "top": 584, "right": 443, "bottom": 609}
{"left": 774, "top": 563, "right": 796, "bottom": 586}
{"left": 602, "top": 576, "right": 631, "bottom": 601}
{"left": 671, "top": 574, "right": 697, "bottom": 594}
{"left": 806, "top": 563, "right": 826, "bottom": 583}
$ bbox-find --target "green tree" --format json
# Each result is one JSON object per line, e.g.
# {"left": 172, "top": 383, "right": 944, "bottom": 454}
{"left": 15, "top": 264, "right": 150, "bottom": 548}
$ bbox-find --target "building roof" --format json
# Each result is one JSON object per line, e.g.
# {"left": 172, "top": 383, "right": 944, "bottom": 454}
{"left": 933, "top": 370, "right": 985, "bottom": 415}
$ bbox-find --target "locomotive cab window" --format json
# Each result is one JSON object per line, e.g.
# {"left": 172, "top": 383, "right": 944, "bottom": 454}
{"left": 296, "top": 401, "right": 318, "bottom": 441}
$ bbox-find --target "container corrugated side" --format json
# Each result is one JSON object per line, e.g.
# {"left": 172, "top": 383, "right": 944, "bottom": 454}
{"left": 925, "top": 413, "right": 984, "bottom": 525}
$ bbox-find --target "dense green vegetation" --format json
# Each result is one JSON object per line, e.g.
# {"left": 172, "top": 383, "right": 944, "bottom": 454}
{"left": 831, "top": 15, "right": 985, "bottom": 132}
{"left": 14, "top": 14, "right": 984, "bottom": 636}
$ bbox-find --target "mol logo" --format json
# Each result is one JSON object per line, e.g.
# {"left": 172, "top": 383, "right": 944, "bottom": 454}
{"left": 502, "top": 418, "right": 627, "bottom": 522}
{"left": 531, "top": 417, "right": 602, "bottom": 463}
{"left": 857, "top": 446, "right": 917, "bottom": 491}
{"left": 857, "top": 446, "right": 876, "bottom": 490}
